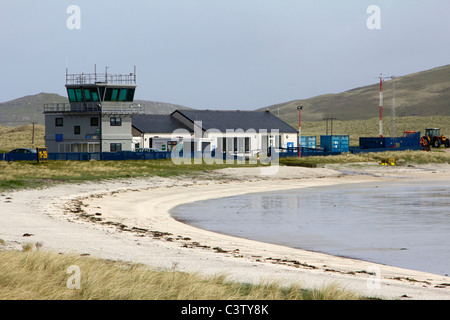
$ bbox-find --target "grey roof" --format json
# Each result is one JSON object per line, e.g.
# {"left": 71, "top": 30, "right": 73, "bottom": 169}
{"left": 172, "top": 110, "right": 298, "bottom": 133}
{"left": 132, "top": 114, "right": 192, "bottom": 133}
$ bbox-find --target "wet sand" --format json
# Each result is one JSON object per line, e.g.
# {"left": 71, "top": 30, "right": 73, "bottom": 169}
{"left": 1, "top": 164, "right": 450, "bottom": 300}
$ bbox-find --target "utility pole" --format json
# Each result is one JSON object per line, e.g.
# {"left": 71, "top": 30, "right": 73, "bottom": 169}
{"left": 31, "top": 122, "right": 37, "bottom": 149}
{"left": 323, "top": 117, "right": 336, "bottom": 135}
{"left": 390, "top": 76, "right": 397, "bottom": 140}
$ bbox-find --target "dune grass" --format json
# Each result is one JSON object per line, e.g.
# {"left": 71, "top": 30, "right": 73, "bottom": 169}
{"left": 0, "top": 247, "right": 360, "bottom": 300}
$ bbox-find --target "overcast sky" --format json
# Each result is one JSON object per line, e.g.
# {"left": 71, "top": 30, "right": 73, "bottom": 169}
{"left": 1, "top": 0, "right": 449, "bottom": 110}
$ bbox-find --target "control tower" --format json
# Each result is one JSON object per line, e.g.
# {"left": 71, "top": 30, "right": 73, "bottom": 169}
{"left": 44, "top": 66, "right": 141, "bottom": 153}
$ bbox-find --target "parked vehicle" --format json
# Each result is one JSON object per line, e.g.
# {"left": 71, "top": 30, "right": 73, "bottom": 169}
{"left": 420, "top": 128, "right": 449, "bottom": 150}
{"left": 137, "top": 148, "right": 162, "bottom": 152}
{"left": 8, "top": 148, "right": 37, "bottom": 153}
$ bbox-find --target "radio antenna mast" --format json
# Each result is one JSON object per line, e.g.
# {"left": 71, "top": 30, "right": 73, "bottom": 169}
{"left": 378, "top": 74, "right": 396, "bottom": 137}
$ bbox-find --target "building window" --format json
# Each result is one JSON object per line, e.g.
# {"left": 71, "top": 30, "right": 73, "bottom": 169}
{"left": 105, "top": 88, "right": 120, "bottom": 101}
{"left": 103, "top": 87, "right": 135, "bottom": 102}
{"left": 90, "top": 117, "right": 99, "bottom": 126}
{"left": 74, "top": 126, "right": 81, "bottom": 135}
{"left": 245, "top": 137, "right": 250, "bottom": 153}
{"left": 75, "top": 89, "right": 83, "bottom": 102}
{"left": 110, "top": 117, "right": 122, "bottom": 126}
{"left": 110, "top": 143, "right": 122, "bottom": 152}
{"left": 118, "top": 89, "right": 128, "bottom": 101}
{"left": 55, "top": 118, "right": 63, "bottom": 126}
{"left": 83, "top": 88, "right": 100, "bottom": 102}
{"left": 67, "top": 89, "right": 77, "bottom": 102}
{"left": 126, "top": 88, "right": 135, "bottom": 101}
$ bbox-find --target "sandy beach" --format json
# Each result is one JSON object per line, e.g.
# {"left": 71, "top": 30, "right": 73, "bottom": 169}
{"left": 1, "top": 163, "right": 450, "bottom": 300}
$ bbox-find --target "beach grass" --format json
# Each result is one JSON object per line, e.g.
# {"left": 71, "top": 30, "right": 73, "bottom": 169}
{"left": 0, "top": 248, "right": 360, "bottom": 300}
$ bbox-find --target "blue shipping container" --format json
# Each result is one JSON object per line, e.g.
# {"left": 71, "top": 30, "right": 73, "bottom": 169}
{"left": 360, "top": 137, "right": 395, "bottom": 149}
{"left": 320, "top": 135, "right": 349, "bottom": 153}
{"left": 300, "top": 136, "right": 316, "bottom": 148}
{"left": 360, "top": 132, "right": 421, "bottom": 149}
{"left": 398, "top": 132, "right": 421, "bottom": 148}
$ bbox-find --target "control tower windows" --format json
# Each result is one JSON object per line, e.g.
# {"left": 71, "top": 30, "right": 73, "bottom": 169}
{"left": 126, "top": 88, "right": 135, "bottom": 101}
{"left": 67, "top": 88, "right": 100, "bottom": 102}
{"left": 67, "top": 86, "right": 135, "bottom": 103}
{"left": 75, "top": 89, "right": 83, "bottom": 102}
{"left": 104, "top": 88, "right": 135, "bottom": 102}
{"left": 68, "top": 89, "right": 77, "bottom": 102}
{"left": 111, "top": 88, "right": 119, "bottom": 101}
{"left": 83, "top": 88, "right": 100, "bottom": 102}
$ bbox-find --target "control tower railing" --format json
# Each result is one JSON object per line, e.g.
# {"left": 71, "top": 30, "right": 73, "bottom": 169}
{"left": 43, "top": 103, "right": 143, "bottom": 113}
{"left": 66, "top": 66, "right": 137, "bottom": 85}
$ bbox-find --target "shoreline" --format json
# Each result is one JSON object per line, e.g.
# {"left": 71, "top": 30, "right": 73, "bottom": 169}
{"left": 1, "top": 164, "right": 450, "bottom": 299}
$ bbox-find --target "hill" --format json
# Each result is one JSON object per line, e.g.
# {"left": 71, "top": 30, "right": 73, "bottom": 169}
{"left": 261, "top": 65, "right": 450, "bottom": 127}
{"left": 0, "top": 93, "right": 66, "bottom": 126}
{"left": 0, "top": 93, "right": 193, "bottom": 126}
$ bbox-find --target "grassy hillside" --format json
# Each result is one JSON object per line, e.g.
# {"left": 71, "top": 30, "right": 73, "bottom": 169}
{"left": 263, "top": 65, "right": 450, "bottom": 124}
{"left": 0, "top": 93, "right": 66, "bottom": 126}
{"left": 0, "top": 124, "right": 45, "bottom": 153}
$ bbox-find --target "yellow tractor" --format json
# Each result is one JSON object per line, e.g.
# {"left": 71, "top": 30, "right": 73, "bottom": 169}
{"left": 420, "top": 128, "right": 450, "bottom": 151}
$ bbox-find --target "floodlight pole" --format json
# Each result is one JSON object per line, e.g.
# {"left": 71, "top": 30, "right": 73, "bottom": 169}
{"left": 379, "top": 74, "right": 384, "bottom": 137}
{"left": 297, "top": 106, "right": 303, "bottom": 158}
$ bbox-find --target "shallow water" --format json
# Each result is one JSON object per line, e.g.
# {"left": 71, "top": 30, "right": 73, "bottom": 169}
{"left": 170, "top": 179, "right": 450, "bottom": 276}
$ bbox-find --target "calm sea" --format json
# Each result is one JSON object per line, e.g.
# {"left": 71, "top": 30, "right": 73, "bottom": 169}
{"left": 170, "top": 179, "right": 450, "bottom": 276}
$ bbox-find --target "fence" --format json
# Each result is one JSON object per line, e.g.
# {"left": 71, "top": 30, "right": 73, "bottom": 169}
{"left": 0, "top": 151, "right": 241, "bottom": 162}
{"left": 1, "top": 145, "right": 424, "bottom": 162}
{"left": 0, "top": 151, "right": 170, "bottom": 162}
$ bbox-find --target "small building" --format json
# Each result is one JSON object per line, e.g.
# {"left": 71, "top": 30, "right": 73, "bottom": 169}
{"left": 132, "top": 110, "right": 298, "bottom": 155}
{"left": 44, "top": 67, "right": 141, "bottom": 153}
